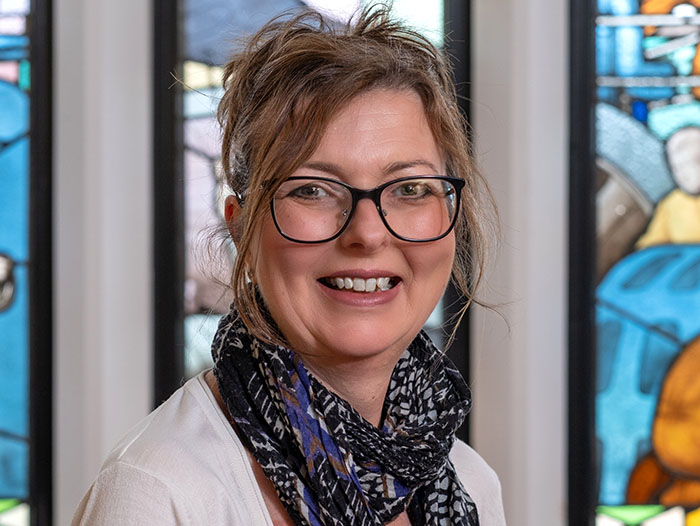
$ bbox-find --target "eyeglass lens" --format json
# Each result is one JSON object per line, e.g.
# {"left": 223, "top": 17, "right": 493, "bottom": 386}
{"left": 272, "top": 177, "right": 458, "bottom": 242}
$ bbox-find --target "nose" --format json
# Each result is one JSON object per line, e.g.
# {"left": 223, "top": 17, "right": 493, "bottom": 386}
{"left": 338, "top": 197, "right": 390, "bottom": 251}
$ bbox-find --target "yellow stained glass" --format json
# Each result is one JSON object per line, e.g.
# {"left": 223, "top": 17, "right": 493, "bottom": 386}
{"left": 687, "top": 507, "right": 700, "bottom": 526}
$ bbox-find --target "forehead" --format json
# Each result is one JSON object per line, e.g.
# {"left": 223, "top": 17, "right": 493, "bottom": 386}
{"left": 304, "top": 89, "right": 444, "bottom": 179}
{"left": 323, "top": 89, "right": 429, "bottom": 134}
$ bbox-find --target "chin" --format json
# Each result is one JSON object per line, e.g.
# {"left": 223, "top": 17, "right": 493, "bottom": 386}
{"left": 317, "top": 321, "right": 422, "bottom": 363}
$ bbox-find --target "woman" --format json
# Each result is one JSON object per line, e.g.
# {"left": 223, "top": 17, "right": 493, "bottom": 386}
{"left": 73, "top": 6, "right": 505, "bottom": 525}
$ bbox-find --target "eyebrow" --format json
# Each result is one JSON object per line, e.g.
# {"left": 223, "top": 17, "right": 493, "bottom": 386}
{"left": 300, "top": 161, "right": 344, "bottom": 177}
{"left": 383, "top": 160, "right": 440, "bottom": 174}
{"left": 300, "top": 159, "right": 441, "bottom": 177}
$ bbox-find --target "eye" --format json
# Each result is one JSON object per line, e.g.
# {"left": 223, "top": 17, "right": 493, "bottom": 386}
{"left": 290, "top": 183, "right": 329, "bottom": 199}
{"left": 395, "top": 181, "right": 433, "bottom": 197}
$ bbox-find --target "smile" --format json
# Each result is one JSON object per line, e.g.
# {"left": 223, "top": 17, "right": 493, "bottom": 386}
{"left": 319, "top": 276, "right": 399, "bottom": 292}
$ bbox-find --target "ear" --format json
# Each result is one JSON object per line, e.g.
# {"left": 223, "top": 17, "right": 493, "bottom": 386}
{"left": 224, "top": 194, "right": 243, "bottom": 243}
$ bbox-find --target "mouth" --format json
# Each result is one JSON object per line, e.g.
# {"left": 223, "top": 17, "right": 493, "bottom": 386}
{"left": 318, "top": 275, "right": 400, "bottom": 293}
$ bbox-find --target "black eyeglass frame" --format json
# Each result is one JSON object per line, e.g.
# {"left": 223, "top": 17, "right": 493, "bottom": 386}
{"left": 270, "top": 175, "right": 466, "bottom": 244}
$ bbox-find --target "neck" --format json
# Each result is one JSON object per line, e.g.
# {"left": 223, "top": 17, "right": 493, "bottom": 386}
{"left": 300, "top": 351, "right": 402, "bottom": 427}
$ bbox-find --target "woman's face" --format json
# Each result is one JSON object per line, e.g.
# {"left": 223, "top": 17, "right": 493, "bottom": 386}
{"left": 253, "top": 89, "right": 456, "bottom": 370}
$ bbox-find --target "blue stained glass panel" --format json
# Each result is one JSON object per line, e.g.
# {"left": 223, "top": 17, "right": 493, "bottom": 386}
{"left": 0, "top": 80, "right": 28, "bottom": 138}
{"left": 0, "top": 78, "right": 30, "bottom": 264}
{"left": 0, "top": 435, "right": 28, "bottom": 498}
{"left": 596, "top": 103, "right": 674, "bottom": 203}
{"left": 647, "top": 101, "right": 700, "bottom": 141}
{"left": 0, "top": 137, "right": 29, "bottom": 261}
{"left": 0, "top": 4, "right": 30, "bottom": 509}
{"left": 185, "top": 0, "right": 303, "bottom": 65}
{"left": 0, "top": 35, "right": 28, "bottom": 61}
{"left": 0, "top": 264, "right": 29, "bottom": 498}
{"left": 0, "top": 450, "right": 28, "bottom": 502}
{"left": 595, "top": 0, "right": 675, "bottom": 101}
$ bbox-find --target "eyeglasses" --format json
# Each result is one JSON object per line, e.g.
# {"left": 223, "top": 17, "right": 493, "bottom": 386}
{"left": 270, "top": 175, "right": 465, "bottom": 243}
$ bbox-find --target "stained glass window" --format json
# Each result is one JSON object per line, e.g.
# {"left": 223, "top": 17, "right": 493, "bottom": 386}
{"left": 592, "top": 0, "right": 700, "bottom": 522}
{"left": 0, "top": 0, "right": 31, "bottom": 522}
{"left": 181, "top": 0, "right": 446, "bottom": 379}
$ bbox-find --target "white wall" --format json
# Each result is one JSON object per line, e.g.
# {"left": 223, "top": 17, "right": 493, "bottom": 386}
{"left": 53, "top": 0, "right": 569, "bottom": 524}
{"left": 54, "top": 0, "right": 153, "bottom": 524}
{"left": 471, "top": 0, "right": 569, "bottom": 525}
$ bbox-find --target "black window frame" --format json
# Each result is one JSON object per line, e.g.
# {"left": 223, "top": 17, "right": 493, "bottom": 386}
{"left": 153, "top": 0, "right": 185, "bottom": 406}
{"left": 29, "top": 0, "right": 54, "bottom": 523}
{"left": 568, "top": 0, "right": 597, "bottom": 524}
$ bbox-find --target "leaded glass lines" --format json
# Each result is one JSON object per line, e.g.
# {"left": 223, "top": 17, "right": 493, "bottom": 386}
{"left": 593, "top": 0, "right": 700, "bottom": 522}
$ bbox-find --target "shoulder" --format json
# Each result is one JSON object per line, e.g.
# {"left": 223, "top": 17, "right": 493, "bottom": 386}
{"left": 72, "top": 460, "right": 195, "bottom": 525}
{"left": 73, "top": 372, "right": 270, "bottom": 525}
{"left": 450, "top": 439, "right": 507, "bottom": 526}
{"left": 102, "top": 372, "right": 238, "bottom": 479}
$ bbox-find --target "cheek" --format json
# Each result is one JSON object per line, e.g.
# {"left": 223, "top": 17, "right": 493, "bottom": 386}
{"left": 252, "top": 222, "right": 286, "bottom": 287}
{"left": 436, "top": 235, "right": 456, "bottom": 270}
{"left": 252, "top": 220, "right": 322, "bottom": 297}
{"left": 408, "top": 237, "right": 456, "bottom": 289}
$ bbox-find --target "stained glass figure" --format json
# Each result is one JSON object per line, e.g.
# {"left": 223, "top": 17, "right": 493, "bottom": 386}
{"left": 596, "top": 246, "right": 700, "bottom": 504}
{"left": 594, "top": 0, "right": 700, "bottom": 516}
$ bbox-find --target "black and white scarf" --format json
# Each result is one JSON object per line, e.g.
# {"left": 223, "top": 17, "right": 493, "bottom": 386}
{"left": 212, "top": 306, "right": 479, "bottom": 525}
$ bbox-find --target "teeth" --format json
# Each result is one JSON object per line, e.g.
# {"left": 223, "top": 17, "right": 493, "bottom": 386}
{"left": 377, "top": 277, "right": 391, "bottom": 291}
{"left": 326, "top": 276, "right": 394, "bottom": 292}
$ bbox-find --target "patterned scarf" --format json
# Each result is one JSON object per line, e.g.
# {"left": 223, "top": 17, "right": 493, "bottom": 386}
{"left": 212, "top": 306, "right": 479, "bottom": 526}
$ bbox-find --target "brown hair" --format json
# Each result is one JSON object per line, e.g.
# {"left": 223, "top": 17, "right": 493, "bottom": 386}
{"left": 217, "top": 4, "right": 496, "bottom": 347}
